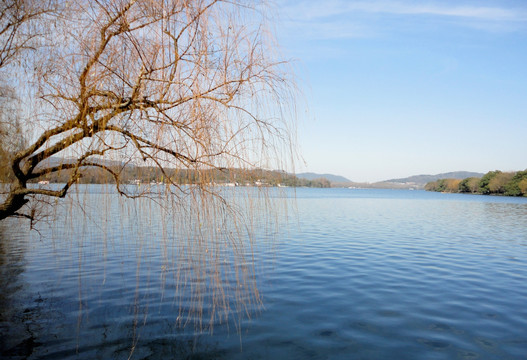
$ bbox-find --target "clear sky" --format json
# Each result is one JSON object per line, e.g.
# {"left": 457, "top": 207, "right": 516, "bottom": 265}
{"left": 275, "top": 0, "right": 527, "bottom": 182}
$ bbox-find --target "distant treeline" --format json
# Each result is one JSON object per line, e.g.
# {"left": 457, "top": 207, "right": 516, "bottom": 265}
{"left": 425, "top": 170, "right": 527, "bottom": 196}
{"left": 22, "top": 165, "right": 332, "bottom": 188}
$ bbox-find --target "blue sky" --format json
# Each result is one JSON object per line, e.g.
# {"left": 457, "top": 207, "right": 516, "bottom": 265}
{"left": 275, "top": 0, "right": 527, "bottom": 182}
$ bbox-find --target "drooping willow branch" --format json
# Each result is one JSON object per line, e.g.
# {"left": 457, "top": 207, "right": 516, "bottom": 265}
{"left": 0, "top": 0, "right": 295, "bottom": 222}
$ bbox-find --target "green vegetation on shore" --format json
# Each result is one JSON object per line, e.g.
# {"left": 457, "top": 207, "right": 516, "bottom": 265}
{"left": 425, "top": 170, "right": 527, "bottom": 196}
{"left": 16, "top": 164, "right": 332, "bottom": 188}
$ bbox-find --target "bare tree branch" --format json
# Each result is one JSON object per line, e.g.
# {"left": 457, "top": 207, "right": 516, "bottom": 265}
{"left": 0, "top": 0, "right": 296, "bottom": 223}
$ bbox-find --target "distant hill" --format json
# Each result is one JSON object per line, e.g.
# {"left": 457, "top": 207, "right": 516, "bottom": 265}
{"left": 36, "top": 156, "right": 125, "bottom": 169}
{"left": 385, "top": 171, "right": 484, "bottom": 186}
{"left": 296, "top": 172, "right": 352, "bottom": 183}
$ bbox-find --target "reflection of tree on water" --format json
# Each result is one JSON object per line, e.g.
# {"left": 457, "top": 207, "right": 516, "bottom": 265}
{"left": 0, "top": 188, "right": 282, "bottom": 359}
{"left": 0, "top": 222, "right": 43, "bottom": 358}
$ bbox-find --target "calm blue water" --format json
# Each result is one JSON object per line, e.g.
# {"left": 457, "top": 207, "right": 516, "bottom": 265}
{"left": 1, "top": 187, "right": 527, "bottom": 359}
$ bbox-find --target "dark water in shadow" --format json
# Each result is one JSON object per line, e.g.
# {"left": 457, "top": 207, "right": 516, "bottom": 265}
{"left": 1, "top": 187, "right": 527, "bottom": 359}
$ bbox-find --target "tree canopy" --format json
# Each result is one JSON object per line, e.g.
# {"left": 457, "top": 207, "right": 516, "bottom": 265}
{"left": 425, "top": 170, "right": 527, "bottom": 197}
{"left": 0, "top": 0, "right": 296, "bottom": 221}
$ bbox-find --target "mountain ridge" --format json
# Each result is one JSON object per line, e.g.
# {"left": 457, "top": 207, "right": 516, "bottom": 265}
{"left": 296, "top": 172, "right": 352, "bottom": 183}
{"left": 385, "top": 171, "right": 485, "bottom": 185}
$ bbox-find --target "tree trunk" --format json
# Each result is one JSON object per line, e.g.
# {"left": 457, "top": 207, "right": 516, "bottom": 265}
{"left": 0, "top": 190, "right": 28, "bottom": 221}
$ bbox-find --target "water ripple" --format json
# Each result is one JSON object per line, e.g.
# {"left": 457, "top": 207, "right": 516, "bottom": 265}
{"left": 1, "top": 189, "right": 527, "bottom": 359}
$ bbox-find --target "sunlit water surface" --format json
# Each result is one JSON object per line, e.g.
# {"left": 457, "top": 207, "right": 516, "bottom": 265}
{"left": 1, "top": 187, "right": 527, "bottom": 359}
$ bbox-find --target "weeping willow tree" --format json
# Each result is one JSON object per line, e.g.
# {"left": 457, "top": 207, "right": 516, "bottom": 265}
{"left": 0, "top": 0, "right": 296, "bottom": 333}
{"left": 0, "top": 0, "right": 295, "bottom": 219}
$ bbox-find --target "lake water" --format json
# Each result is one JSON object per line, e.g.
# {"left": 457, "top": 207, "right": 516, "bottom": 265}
{"left": 1, "top": 187, "right": 527, "bottom": 359}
